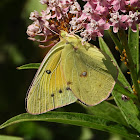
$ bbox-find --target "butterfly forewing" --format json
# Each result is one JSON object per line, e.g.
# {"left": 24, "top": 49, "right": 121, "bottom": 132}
{"left": 26, "top": 41, "right": 77, "bottom": 114}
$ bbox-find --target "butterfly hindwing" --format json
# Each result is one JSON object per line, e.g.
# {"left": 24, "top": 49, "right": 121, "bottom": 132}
{"left": 61, "top": 36, "right": 118, "bottom": 106}
{"left": 26, "top": 41, "right": 77, "bottom": 114}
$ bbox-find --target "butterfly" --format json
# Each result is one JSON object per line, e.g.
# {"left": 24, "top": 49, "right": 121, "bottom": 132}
{"left": 26, "top": 30, "right": 118, "bottom": 114}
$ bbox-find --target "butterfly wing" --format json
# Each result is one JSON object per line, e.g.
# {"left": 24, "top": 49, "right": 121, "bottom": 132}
{"left": 61, "top": 37, "right": 118, "bottom": 106}
{"left": 26, "top": 41, "right": 77, "bottom": 114}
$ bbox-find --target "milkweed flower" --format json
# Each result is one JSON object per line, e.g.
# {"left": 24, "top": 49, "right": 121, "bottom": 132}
{"left": 27, "top": 0, "right": 140, "bottom": 44}
{"left": 76, "top": 0, "right": 140, "bottom": 41}
{"left": 27, "top": 0, "right": 81, "bottom": 47}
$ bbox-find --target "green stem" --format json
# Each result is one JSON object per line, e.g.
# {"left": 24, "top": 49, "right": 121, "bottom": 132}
{"left": 117, "top": 30, "right": 140, "bottom": 101}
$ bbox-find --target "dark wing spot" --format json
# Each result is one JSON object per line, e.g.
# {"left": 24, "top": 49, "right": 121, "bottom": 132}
{"left": 59, "top": 89, "right": 62, "bottom": 93}
{"left": 80, "top": 71, "right": 87, "bottom": 77}
{"left": 51, "top": 93, "right": 54, "bottom": 97}
{"left": 46, "top": 70, "right": 51, "bottom": 74}
{"left": 67, "top": 81, "right": 72, "bottom": 85}
{"left": 82, "top": 71, "right": 87, "bottom": 76}
{"left": 66, "top": 87, "right": 71, "bottom": 90}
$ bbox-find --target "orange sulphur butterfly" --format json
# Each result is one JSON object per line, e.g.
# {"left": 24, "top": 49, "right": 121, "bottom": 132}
{"left": 26, "top": 31, "right": 118, "bottom": 114}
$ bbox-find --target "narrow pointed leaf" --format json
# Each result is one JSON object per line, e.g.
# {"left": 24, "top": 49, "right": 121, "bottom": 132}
{"left": 0, "top": 112, "right": 139, "bottom": 139}
{"left": 108, "top": 30, "right": 123, "bottom": 52}
{"left": 128, "top": 27, "right": 139, "bottom": 74}
{"left": 17, "top": 63, "right": 40, "bottom": 70}
{"left": 99, "top": 37, "right": 140, "bottom": 133}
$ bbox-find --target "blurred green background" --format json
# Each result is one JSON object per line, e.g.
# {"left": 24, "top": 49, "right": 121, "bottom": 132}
{"left": 0, "top": 0, "right": 128, "bottom": 139}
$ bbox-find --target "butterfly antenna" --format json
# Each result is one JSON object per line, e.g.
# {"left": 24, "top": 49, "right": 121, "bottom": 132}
{"left": 70, "top": 18, "right": 86, "bottom": 34}
{"left": 74, "top": 27, "right": 84, "bottom": 34}
{"left": 46, "top": 26, "right": 59, "bottom": 36}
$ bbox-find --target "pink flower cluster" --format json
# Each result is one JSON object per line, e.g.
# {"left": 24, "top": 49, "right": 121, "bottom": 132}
{"left": 77, "top": 0, "right": 140, "bottom": 41}
{"left": 27, "top": 0, "right": 81, "bottom": 47}
{"left": 27, "top": 0, "right": 140, "bottom": 44}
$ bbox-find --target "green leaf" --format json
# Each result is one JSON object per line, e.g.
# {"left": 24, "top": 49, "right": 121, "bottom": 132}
{"left": 0, "top": 112, "right": 139, "bottom": 140}
{"left": 107, "top": 30, "right": 123, "bottom": 52}
{"left": 99, "top": 37, "right": 140, "bottom": 133}
{"left": 128, "top": 27, "right": 139, "bottom": 74}
{"left": 83, "top": 101, "right": 128, "bottom": 126}
{"left": 17, "top": 63, "right": 40, "bottom": 70}
{"left": 0, "top": 135, "right": 23, "bottom": 140}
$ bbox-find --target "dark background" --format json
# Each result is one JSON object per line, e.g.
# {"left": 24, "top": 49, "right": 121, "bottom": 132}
{"left": 0, "top": 0, "right": 127, "bottom": 139}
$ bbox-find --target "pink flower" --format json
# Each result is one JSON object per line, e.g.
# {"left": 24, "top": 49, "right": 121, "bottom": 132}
{"left": 27, "top": 0, "right": 82, "bottom": 47}
{"left": 94, "top": 2, "right": 109, "bottom": 15}
{"left": 109, "top": 12, "right": 128, "bottom": 32}
{"left": 83, "top": 2, "right": 94, "bottom": 14}
{"left": 70, "top": 1, "right": 81, "bottom": 14}
{"left": 80, "top": 18, "right": 110, "bottom": 41}
{"left": 80, "top": 0, "right": 140, "bottom": 38}
{"left": 27, "top": 0, "right": 140, "bottom": 44}
{"left": 130, "top": 0, "right": 139, "bottom": 7}
{"left": 40, "top": 0, "right": 48, "bottom": 5}
{"left": 126, "top": 11, "right": 140, "bottom": 32}
{"left": 29, "top": 11, "right": 40, "bottom": 21}
{"left": 27, "top": 21, "right": 42, "bottom": 37}
{"left": 41, "top": 9, "right": 51, "bottom": 21}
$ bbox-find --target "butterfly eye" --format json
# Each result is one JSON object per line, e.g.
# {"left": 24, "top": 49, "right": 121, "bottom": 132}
{"left": 46, "top": 70, "right": 51, "bottom": 74}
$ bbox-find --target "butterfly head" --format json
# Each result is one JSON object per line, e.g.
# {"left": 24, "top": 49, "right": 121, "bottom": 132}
{"left": 60, "top": 30, "right": 81, "bottom": 49}
{"left": 60, "top": 30, "right": 91, "bottom": 51}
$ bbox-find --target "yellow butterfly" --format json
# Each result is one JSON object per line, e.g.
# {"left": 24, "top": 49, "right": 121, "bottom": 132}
{"left": 26, "top": 31, "right": 118, "bottom": 114}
